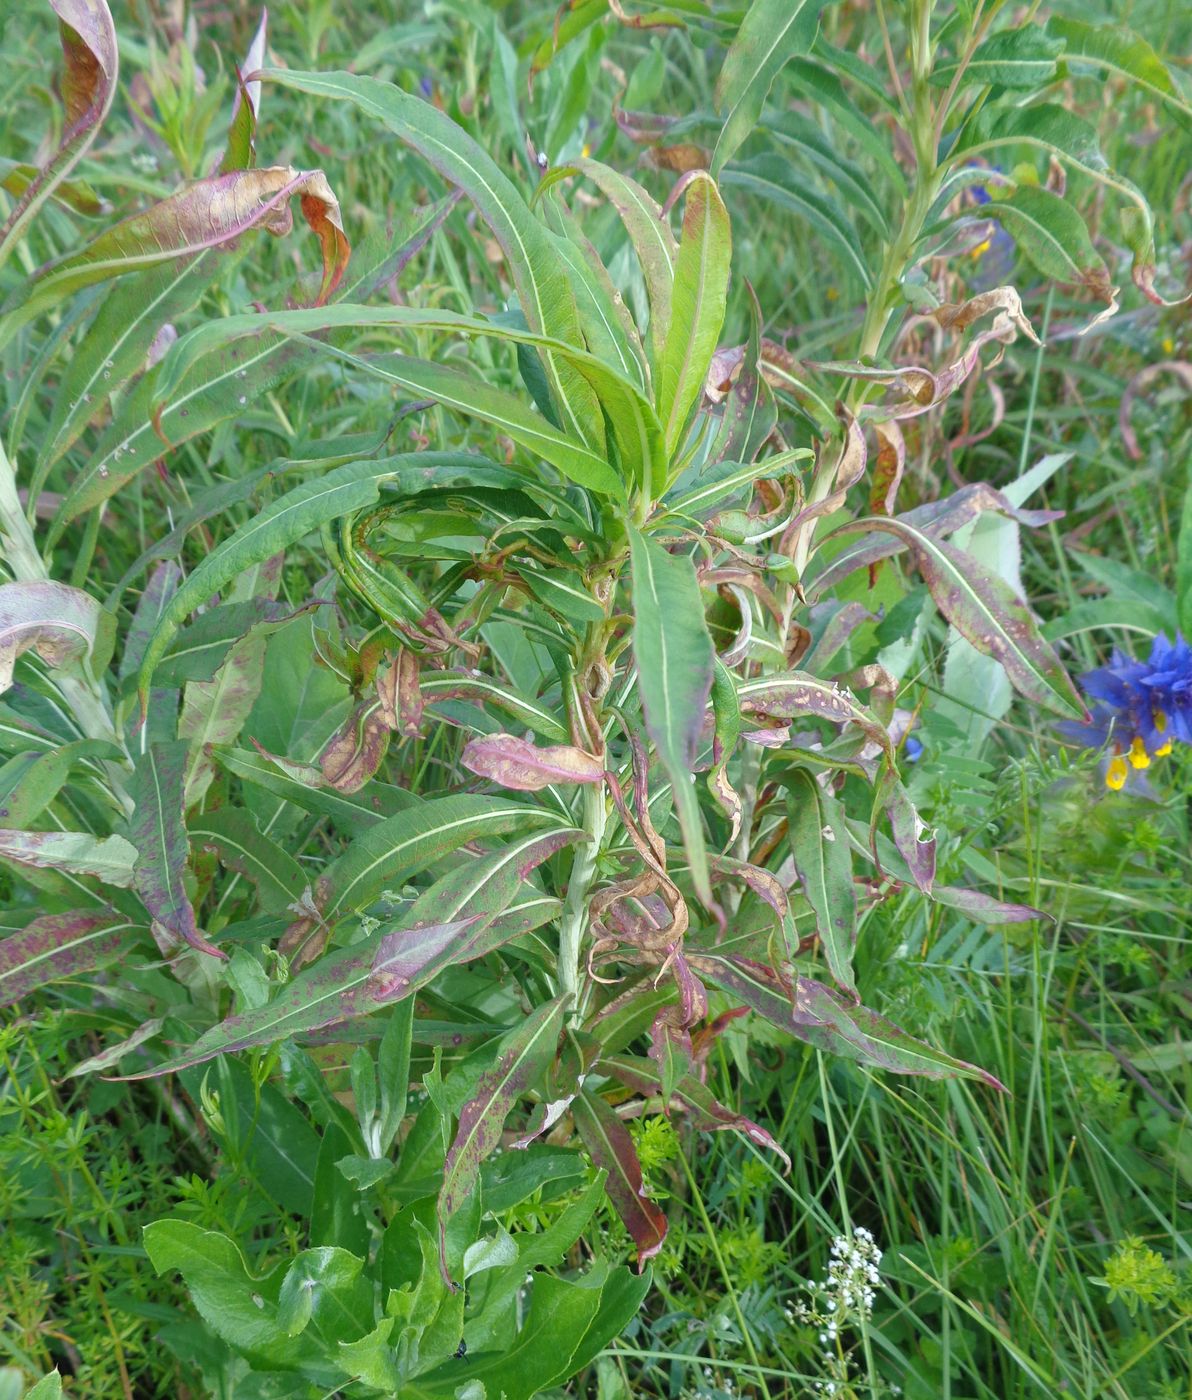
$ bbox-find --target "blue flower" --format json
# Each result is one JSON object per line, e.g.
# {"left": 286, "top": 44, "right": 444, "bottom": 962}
{"left": 1060, "top": 633, "right": 1191, "bottom": 790}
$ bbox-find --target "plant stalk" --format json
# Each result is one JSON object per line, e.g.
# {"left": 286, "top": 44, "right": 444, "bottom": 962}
{"left": 557, "top": 777, "right": 607, "bottom": 1011}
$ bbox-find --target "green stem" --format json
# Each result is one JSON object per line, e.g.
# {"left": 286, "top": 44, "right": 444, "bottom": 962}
{"left": 557, "top": 778, "right": 606, "bottom": 1011}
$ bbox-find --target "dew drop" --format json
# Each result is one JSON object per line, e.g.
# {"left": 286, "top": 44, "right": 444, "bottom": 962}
{"left": 238, "top": 395, "right": 247, "bottom": 405}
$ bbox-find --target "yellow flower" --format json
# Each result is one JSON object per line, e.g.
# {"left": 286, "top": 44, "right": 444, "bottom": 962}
{"left": 970, "top": 238, "right": 991, "bottom": 261}
{"left": 1105, "top": 756, "right": 1129, "bottom": 790}
{"left": 1128, "top": 736, "right": 1150, "bottom": 769}
{"left": 1161, "top": 337, "right": 1174, "bottom": 355}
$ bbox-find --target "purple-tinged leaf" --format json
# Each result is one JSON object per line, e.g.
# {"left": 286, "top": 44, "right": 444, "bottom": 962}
{"left": 829, "top": 517, "right": 1088, "bottom": 721}
{"left": 690, "top": 951, "right": 1003, "bottom": 1088}
{"left": 572, "top": 1089, "right": 668, "bottom": 1270}
{"left": 707, "top": 854, "right": 795, "bottom": 950}
{"left": 130, "top": 741, "right": 221, "bottom": 958}
{"left": 647, "top": 1012, "right": 692, "bottom": 1105}
{"left": 132, "top": 828, "right": 581, "bottom": 1076}
{"left": 880, "top": 776, "right": 936, "bottom": 894}
{"left": 706, "top": 659, "right": 742, "bottom": 844}
{"left": 601, "top": 1052, "right": 791, "bottom": 1172}
{"left": 179, "top": 627, "right": 273, "bottom": 809}
{"left": 738, "top": 670, "right": 893, "bottom": 760}
{"left": 809, "top": 482, "right": 1062, "bottom": 599}
{"left": 630, "top": 528, "right": 716, "bottom": 913}
{"left": 932, "top": 885, "right": 1047, "bottom": 925}
{"left": 461, "top": 734, "right": 604, "bottom": 792}
{"left": 118, "top": 564, "right": 182, "bottom": 683}
{"left": 0, "top": 0, "right": 118, "bottom": 271}
{"left": 6, "top": 166, "right": 349, "bottom": 343}
{"left": 319, "top": 702, "right": 390, "bottom": 794}
{"left": 785, "top": 769, "right": 857, "bottom": 995}
{"left": 0, "top": 908, "right": 143, "bottom": 1008}
{"left": 0, "top": 829, "right": 137, "bottom": 885}
{"left": 376, "top": 650, "right": 423, "bottom": 737}
{"left": 437, "top": 997, "right": 566, "bottom": 1284}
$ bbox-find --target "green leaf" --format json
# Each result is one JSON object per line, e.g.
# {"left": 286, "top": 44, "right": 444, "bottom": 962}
{"left": 0, "top": 830, "right": 137, "bottom": 886}
{"left": 189, "top": 809, "right": 308, "bottom": 914}
{"left": 134, "top": 454, "right": 474, "bottom": 698}
{"left": 987, "top": 187, "right": 1116, "bottom": 308}
{"left": 136, "top": 829, "right": 579, "bottom": 1074}
{"left": 722, "top": 157, "right": 871, "bottom": 289}
{"left": 260, "top": 67, "right": 604, "bottom": 453}
{"left": 142, "top": 1221, "right": 330, "bottom": 1375}
{"left": 932, "top": 26, "right": 1063, "bottom": 89}
{"left": 216, "top": 747, "right": 417, "bottom": 834}
{"left": 130, "top": 741, "right": 220, "bottom": 957}
{"left": 712, "top": 0, "right": 831, "bottom": 176}
{"left": 629, "top": 529, "right": 716, "bottom": 910}
{"left": 657, "top": 174, "right": 732, "bottom": 467}
{"left": 784, "top": 769, "right": 857, "bottom": 994}
{"left": 437, "top": 997, "right": 566, "bottom": 1282}
{"left": 831, "top": 517, "right": 1088, "bottom": 720}
{"left": 23, "top": 1373, "right": 64, "bottom": 1400}
{"left": 1048, "top": 17, "right": 1192, "bottom": 132}
{"left": 276, "top": 1248, "right": 371, "bottom": 1344}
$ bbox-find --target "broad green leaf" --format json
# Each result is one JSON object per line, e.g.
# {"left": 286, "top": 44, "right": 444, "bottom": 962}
{"left": 130, "top": 741, "right": 221, "bottom": 956}
{"left": 722, "top": 156, "right": 871, "bottom": 289}
{"left": 276, "top": 1248, "right": 371, "bottom": 1344}
{"left": 136, "top": 828, "right": 580, "bottom": 1074}
{"left": 1049, "top": 17, "right": 1192, "bottom": 132}
{"left": 0, "top": 908, "right": 142, "bottom": 1008}
{"left": 189, "top": 809, "right": 308, "bottom": 914}
{"left": 657, "top": 173, "right": 732, "bottom": 467}
{"left": 419, "top": 672, "right": 568, "bottom": 744}
{"left": 573, "top": 1089, "right": 668, "bottom": 1266}
{"left": 629, "top": 529, "right": 716, "bottom": 909}
{"left": 830, "top": 517, "right": 1087, "bottom": 719}
{"left": 785, "top": 768, "right": 857, "bottom": 994}
{"left": 0, "top": 0, "right": 118, "bottom": 274}
{"left": 932, "top": 26, "right": 1063, "bottom": 89}
{"left": 986, "top": 187, "right": 1116, "bottom": 309}
{"left": 216, "top": 747, "right": 416, "bottom": 834}
{"left": 260, "top": 67, "right": 604, "bottom": 452}
{"left": 0, "top": 738, "right": 119, "bottom": 828}
{"left": 437, "top": 997, "right": 566, "bottom": 1282}
{"left": 712, "top": 0, "right": 831, "bottom": 176}
{"left": 23, "top": 1371, "right": 64, "bottom": 1399}
{"left": 142, "top": 1221, "right": 330, "bottom": 1375}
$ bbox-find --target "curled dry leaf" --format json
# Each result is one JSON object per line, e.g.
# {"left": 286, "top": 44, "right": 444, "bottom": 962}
{"left": 462, "top": 734, "right": 605, "bottom": 791}
{"left": 0, "top": 0, "right": 118, "bottom": 261}
{"left": 0, "top": 580, "right": 102, "bottom": 693}
{"left": 320, "top": 702, "right": 391, "bottom": 793}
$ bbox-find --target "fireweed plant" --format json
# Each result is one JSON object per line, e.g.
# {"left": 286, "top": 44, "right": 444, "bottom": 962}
{"left": 0, "top": 0, "right": 1187, "bottom": 1394}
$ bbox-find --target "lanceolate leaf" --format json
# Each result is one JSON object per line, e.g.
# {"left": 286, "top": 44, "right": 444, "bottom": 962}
{"left": 260, "top": 67, "right": 604, "bottom": 452}
{"left": 318, "top": 794, "right": 569, "bottom": 921}
{"left": 462, "top": 735, "right": 604, "bottom": 791}
{"left": 629, "top": 529, "right": 716, "bottom": 910}
{"left": 738, "top": 671, "right": 893, "bottom": 759}
{"left": 134, "top": 454, "right": 480, "bottom": 697}
{"left": 657, "top": 174, "right": 732, "bottom": 467}
{"left": 0, "top": 0, "right": 118, "bottom": 272}
{"left": 2, "top": 166, "right": 348, "bottom": 346}
{"left": 932, "top": 26, "right": 1063, "bottom": 89}
{"left": 189, "top": 809, "right": 308, "bottom": 915}
{"left": 691, "top": 952, "right": 1003, "bottom": 1088}
{"left": 0, "top": 908, "right": 143, "bottom": 1007}
{"left": 785, "top": 768, "right": 857, "bottom": 995}
{"left": 1048, "top": 16, "right": 1192, "bottom": 132}
{"left": 572, "top": 1089, "right": 668, "bottom": 1268}
{"left": 712, "top": 0, "right": 831, "bottom": 176}
{"left": 134, "top": 828, "right": 581, "bottom": 1075}
{"left": 130, "top": 742, "right": 221, "bottom": 957}
{"left": 986, "top": 187, "right": 1116, "bottom": 311}
{"left": 0, "top": 829, "right": 137, "bottom": 885}
{"left": 830, "top": 517, "right": 1088, "bottom": 720}
{"left": 438, "top": 997, "right": 566, "bottom": 1283}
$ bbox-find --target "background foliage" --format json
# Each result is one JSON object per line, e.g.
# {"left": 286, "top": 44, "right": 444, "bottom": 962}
{"left": 0, "top": 0, "right": 1188, "bottom": 1396}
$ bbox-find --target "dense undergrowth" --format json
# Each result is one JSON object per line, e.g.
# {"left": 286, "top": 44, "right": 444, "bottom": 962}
{"left": 0, "top": 0, "right": 1188, "bottom": 1397}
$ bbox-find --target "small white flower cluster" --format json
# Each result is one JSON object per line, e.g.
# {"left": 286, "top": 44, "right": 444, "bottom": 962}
{"left": 788, "top": 1225, "right": 884, "bottom": 1361}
